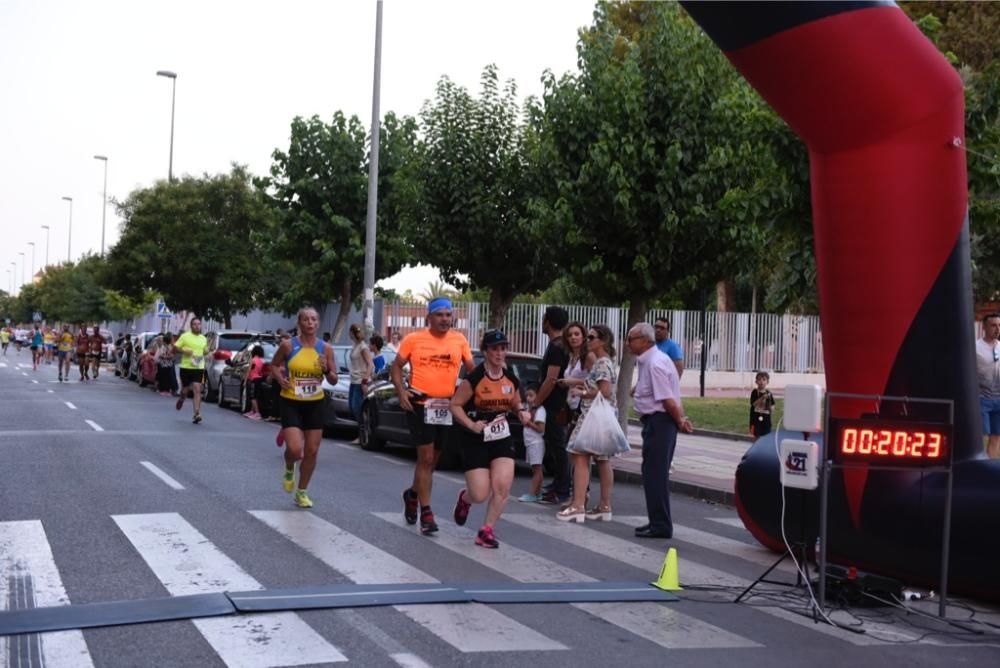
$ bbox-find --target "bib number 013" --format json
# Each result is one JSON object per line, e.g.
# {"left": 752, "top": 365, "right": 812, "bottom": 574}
{"left": 424, "top": 398, "right": 453, "bottom": 426}
{"left": 483, "top": 416, "right": 510, "bottom": 442}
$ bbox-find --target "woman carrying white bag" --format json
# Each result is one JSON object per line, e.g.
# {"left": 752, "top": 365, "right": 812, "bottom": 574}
{"left": 557, "top": 325, "right": 630, "bottom": 523}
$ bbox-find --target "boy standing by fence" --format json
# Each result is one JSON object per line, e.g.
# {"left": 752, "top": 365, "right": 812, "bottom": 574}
{"left": 749, "top": 371, "right": 775, "bottom": 437}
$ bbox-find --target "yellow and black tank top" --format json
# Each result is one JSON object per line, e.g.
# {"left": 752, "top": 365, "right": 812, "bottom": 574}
{"left": 280, "top": 337, "right": 325, "bottom": 402}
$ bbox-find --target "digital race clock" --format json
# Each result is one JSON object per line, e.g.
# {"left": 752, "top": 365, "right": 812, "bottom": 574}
{"left": 828, "top": 417, "right": 952, "bottom": 466}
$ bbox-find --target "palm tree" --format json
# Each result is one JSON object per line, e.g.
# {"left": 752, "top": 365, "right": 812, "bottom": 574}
{"left": 418, "top": 280, "right": 458, "bottom": 303}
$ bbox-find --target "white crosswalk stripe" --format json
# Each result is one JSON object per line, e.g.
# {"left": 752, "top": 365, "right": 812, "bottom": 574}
{"left": 0, "top": 520, "right": 94, "bottom": 667}
{"left": 251, "top": 510, "right": 566, "bottom": 653}
{"left": 113, "top": 513, "right": 347, "bottom": 666}
{"left": 371, "top": 512, "right": 760, "bottom": 649}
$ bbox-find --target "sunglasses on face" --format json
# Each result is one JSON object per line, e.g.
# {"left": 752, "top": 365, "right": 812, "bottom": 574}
{"left": 587, "top": 334, "right": 599, "bottom": 341}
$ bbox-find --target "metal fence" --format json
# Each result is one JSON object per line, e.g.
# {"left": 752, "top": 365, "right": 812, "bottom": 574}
{"left": 384, "top": 300, "right": 824, "bottom": 373}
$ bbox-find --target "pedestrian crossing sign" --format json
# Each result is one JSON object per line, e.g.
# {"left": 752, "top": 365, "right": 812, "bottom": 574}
{"left": 157, "top": 302, "right": 173, "bottom": 318}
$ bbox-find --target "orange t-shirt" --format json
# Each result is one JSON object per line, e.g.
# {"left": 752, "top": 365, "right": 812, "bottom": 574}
{"left": 398, "top": 329, "right": 473, "bottom": 399}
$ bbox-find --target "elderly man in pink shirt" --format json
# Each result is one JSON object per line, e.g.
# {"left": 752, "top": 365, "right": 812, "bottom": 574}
{"left": 627, "top": 322, "right": 694, "bottom": 538}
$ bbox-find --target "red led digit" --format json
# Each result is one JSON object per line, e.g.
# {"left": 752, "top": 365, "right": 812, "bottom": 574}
{"left": 876, "top": 430, "right": 891, "bottom": 455}
{"left": 927, "top": 433, "right": 942, "bottom": 458}
{"left": 859, "top": 429, "right": 874, "bottom": 454}
{"left": 842, "top": 428, "right": 857, "bottom": 453}
{"left": 892, "top": 431, "right": 907, "bottom": 456}
{"left": 911, "top": 431, "right": 925, "bottom": 457}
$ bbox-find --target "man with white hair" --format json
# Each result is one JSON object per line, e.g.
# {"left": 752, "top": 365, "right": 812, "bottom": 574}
{"left": 627, "top": 322, "right": 694, "bottom": 539}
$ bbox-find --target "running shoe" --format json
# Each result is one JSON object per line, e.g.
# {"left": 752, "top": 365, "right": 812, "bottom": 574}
{"left": 276, "top": 430, "right": 285, "bottom": 447}
{"left": 403, "top": 488, "right": 418, "bottom": 525}
{"left": 294, "top": 490, "right": 313, "bottom": 508}
{"left": 475, "top": 525, "right": 499, "bottom": 549}
{"left": 175, "top": 395, "right": 184, "bottom": 411}
{"left": 283, "top": 467, "right": 295, "bottom": 493}
{"left": 193, "top": 413, "right": 203, "bottom": 424}
{"left": 419, "top": 508, "right": 438, "bottom": 535}
{"left": 453, "top": 489, "right": 471, "bottom": 526}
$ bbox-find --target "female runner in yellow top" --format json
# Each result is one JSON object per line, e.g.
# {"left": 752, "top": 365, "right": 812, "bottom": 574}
{"left": 269, "top": 307, "right": 338, "bottom": 508}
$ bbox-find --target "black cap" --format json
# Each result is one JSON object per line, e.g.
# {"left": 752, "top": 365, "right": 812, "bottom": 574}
{"left": 481, "top": 329, "right": 508, "bottom": 349}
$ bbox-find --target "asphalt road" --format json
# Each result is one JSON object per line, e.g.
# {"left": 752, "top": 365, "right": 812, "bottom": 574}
{"left": 1, "top": 352, "right": 998, "bottom": 667}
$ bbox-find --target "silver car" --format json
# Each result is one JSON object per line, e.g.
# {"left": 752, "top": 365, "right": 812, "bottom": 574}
{"left": 202, "top": 331, "right": 268, "bottom": 400}
{"left": 321, "top": 345, "right": 396, "bottom": 431}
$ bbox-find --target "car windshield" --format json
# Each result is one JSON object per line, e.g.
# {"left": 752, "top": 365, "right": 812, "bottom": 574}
{"left": 219, "top": 334, "right": 257, "bottom": 352}
{"left": 468, "top": 353, "right": 544, "bottom": 389}
{"left": 333, "top": 344, "right": 396, "bottom": 374}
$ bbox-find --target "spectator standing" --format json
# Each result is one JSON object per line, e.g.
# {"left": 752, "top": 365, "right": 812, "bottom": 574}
{"left": 348, "top": 323, "right": 374, "bottom": 425}
{"left": 245, "top": 344, "right": 266, "bottom": 420}
{"left": 370, "top": 334, "right": 386, "bottom": 374}
{"left": 517, "top": 384, "right": 546, "bottom": 502}
{"left": 977, "top": 312, "right": 1000, "bottom": 459}
{"left": 653, "top": 317, "right": 685, "bottom": 378}
{"left": 627, "top": 322, "right": 694, "bottom": 538}
{"left": 532, "top": 306, "right": 571, "bottom": 505}
{"left": 749, "top": 371, "right": 775, "bottom": 437}
{"left": 155, "top": 333, "right": 177, "bottom": 395}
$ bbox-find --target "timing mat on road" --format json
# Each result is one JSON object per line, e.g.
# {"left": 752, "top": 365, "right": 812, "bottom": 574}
{"left": 0, "top": 581, "right": 678, "bottom": 635}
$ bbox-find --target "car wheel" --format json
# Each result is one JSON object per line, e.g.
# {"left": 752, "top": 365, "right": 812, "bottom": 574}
{"left": 240, "top": 382, "right": 250, "bottom": 414}
{"left": 359, "top": 402, "right": 385, "bottom": 452}
{"left": 205, "top": 377, "right": 217, "bottom": 402}
{"left": 218, "top": 380, "right": 227, "bottom": 407}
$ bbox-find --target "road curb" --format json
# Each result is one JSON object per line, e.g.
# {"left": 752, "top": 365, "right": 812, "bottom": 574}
{"left": 611, "top": 467, "right": 736, "bottom": 507}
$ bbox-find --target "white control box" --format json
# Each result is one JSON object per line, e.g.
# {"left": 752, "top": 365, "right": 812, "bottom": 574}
{"left": 783, "top": 384, "right": 824, "bottom": 433}
{"left": 779, "top": 439, "right": 819, "bottom": 490}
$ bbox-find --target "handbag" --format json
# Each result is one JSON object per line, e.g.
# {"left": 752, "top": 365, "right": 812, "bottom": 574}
{"left": 567, "top": 394, "right": 630, "bottom": 457}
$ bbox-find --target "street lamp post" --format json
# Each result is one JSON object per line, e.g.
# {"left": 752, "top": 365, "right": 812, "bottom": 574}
{"left": 94, "top": 155, "right": 108, "bottom": 255}
{"left": 27, "top": 242, "right": 35, "bottom": 282}
{"left": 362, "top": 0, "right": 384, "bottom": 333}
{"left": 40, "top": 225, "right": 50, "bottom": 268}
{"left": 6, "top": 269, "right": 11, "bottom": 296}
{"left": 156, "top": 70, "right": 177, "bottom": 181}
{"left": 18, "top": 252, "right": 25, "bottom": 286}
{"left": 8, "top": 264, "right": 15, "bottom": 296}
{"left": 61, "top": 196, "right": 73, "bottom": 263}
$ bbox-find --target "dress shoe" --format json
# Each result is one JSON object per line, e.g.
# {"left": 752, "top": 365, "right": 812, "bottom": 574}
{"left": 634, "top": 526, "right": 672, "bottom": 539}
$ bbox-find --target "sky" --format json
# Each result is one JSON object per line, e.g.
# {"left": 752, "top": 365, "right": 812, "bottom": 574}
{"left": 0, "top": 0, "right": 597, "bottom": 297}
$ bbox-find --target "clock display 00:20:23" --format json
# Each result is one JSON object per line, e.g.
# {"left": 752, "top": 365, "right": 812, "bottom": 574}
{"left": 839, "top": 427, "right": 943, "bottom": 459}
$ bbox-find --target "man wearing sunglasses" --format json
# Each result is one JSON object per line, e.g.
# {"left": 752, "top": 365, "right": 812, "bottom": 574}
{"left": 977, "top": 312, "right": 1000, "bottom": 459}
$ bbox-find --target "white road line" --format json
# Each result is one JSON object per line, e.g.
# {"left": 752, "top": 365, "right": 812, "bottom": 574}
{"left": 371, "top": 512, "right": 758, "bottom": 650}
{"left": 0, "top": 520, "right": 95, "bottom": 667}
{"left": 0, "top": 362, "right": 6, "bottom": 368}
{"left": 372, "top": 454, "right": 407, "bottom": 466}
{"left": 22, "top": 372, "right": 28, "bottom": 376}
{"left": 84, "top": 420, "right": 104, "bottom": 432}
{"left": 65, "top": 401, "right": 77, "bottom": 410}
{"left": 139, "top": 462, "right": 185, "bottom": 490}
{"left": 332, "top": 442, "right": 354, "bottom": 450}
{"left": 615, "top": 515, "right": 794, "bottom": 573}
{"left": 47, "top": 389, "right": 54, "bottom": 393}
{"left": 707, "top": 517, "right": 747, "bottom": 529}
{"left": 113, "top": 513, "right": 346, "bottom": 666}
{"left": 435, "top": 473, "right": 464, "bottom": 485}
{"left": 31, "top": 379, "right": 39, "bottom": 384}
{"left": 251, "top": 510, "right": 565, "bottom": 653}
{"left": 390, "top": 653, "right": 434, "bottom": 668}
{"left": 502, "top": 513, "right": 919, "bottom": 646}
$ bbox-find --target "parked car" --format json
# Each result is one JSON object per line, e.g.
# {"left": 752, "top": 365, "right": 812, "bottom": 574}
{"left": 217, "top": 339, "right": 280, "bottom": 416}
{"left": 321, "top": 345, "right": 398, "bottom": 432}
{"left": 128, "top": 332, "right": 160, "bottom": 381}
{"left": 203, "top": 331, "right": 271, "bottom": 401}
{"left": 357, "top": 351, "right": 544, "bottom": 468}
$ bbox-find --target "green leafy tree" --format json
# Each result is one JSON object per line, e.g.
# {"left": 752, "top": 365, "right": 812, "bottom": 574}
{"left": 260, "top": 112, "right": 413, "bottom": 338}
{"left": 899, "top": 1, "right": 1000, "bottom": 70}
{"left": 965, "top": 61, "right": 1000, "bottom": 303}
{"left": 402, "top": 65, "right": 562, "bottom": 328}
{"left": 12, "top": 283, "right": 43, "bottom": 324}
{"left": 104, "top": 288, "right": 155, "bottom": 324}
{"left": 535, "top": 1, "right": 790, "bottom": 407}
{"left": 35, "top": 255, "right": 108, "bottom": 323}
{"left": 106, "top": 165, "right": 272, "bottom": 327}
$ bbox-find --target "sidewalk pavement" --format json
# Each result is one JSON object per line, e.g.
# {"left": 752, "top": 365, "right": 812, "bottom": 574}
{"left": 611, "top": 423, "right": 751, "bottom": 506}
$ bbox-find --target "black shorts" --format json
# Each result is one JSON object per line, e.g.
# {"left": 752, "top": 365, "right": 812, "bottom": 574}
{"left": 281, "top": 398, "right": 325, "bottom": 431}
{"left": 405, "top": 404, "right": 451, "bottom": 450}
{"left": 461, "top": 432, "right": 516, "bottom": 471}
{"left": 179, "top": 368, "right": 205, "bottom": 387}
{"left": 250, "top": 378, "right": 264, "bottom": 400}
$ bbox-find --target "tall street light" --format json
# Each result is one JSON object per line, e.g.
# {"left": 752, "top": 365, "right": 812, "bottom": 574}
{"left": 8, "top": 263, "right": 15, "bottom": 296}
{"left": 61, "top": 196, "right": 73, "bottom": 263}
{"left": 94, "top": 155, "right": 108, "bottom": 255}
{"left": 362, "top": 0, "right": 384, "bottom": 333}
{"left": 156, "top": 70, "right": 177, "bottom": 181}
{"left": 18, "top": 252, "right": 25, "bottom": 285}
{"left": 40, "top": 225, "right": 50, "bottom": 268}
{"left": 27, "top": 242, "right": 35, "bottom": 282}
{"left": 6, "top": 268, "right": 12, "bottom": 296}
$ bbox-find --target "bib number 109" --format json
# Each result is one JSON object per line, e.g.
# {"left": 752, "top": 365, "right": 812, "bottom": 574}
{"left": 424, "top": 398, "right": 453, "bottom": 426}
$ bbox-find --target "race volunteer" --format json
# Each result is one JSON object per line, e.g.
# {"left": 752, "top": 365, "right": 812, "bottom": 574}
{"left": 269, "top": 307, "right": 338, "bottom": 508}
{"left": 174, "top": 318, "right": 208, "bottom": 424}
{"left": 57, "top": 324, "right": 74, "bottom": 382}
{"left": 391, "top": 298, "right": 475, "bottom": 535}
{"left": 450, "top": 329, "right": 523, "bottom": 549}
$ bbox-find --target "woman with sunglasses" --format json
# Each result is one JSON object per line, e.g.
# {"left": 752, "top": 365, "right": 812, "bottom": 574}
{"left": 450, "top": 329, "right": 523, "bottom": 548}
{"left": 558, "top": 324, "right": 619, "bottom": 522}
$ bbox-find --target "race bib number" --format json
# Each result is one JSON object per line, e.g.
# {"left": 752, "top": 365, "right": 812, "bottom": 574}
{"left": 294, "top": 378, "right": 320, "bottom": 399}
{"left": 424, "top": 398, "right": 453, "bottom": 425}
{"left": 483, "top": 415, "right": 510, "bottom": 442}
{"left": 191, "top": 355, "right": 204, "bottom": 367}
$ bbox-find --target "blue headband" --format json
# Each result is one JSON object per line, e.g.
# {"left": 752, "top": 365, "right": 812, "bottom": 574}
{"left": 428, "top": 297, "right": 453, "bottom": 314}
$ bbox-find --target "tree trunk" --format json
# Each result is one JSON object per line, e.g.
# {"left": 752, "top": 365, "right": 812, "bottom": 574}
{"left": 330, "top": 276, "right": 353, "bottom": 342}
{"left": 488, "top": 288, "right": 515, "bottom": 330}
{"left": 223, "top": 308, "right": 232, "bottom": 329}
{"left": 616, "top": 294, "right": 648, "bottom": 430}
